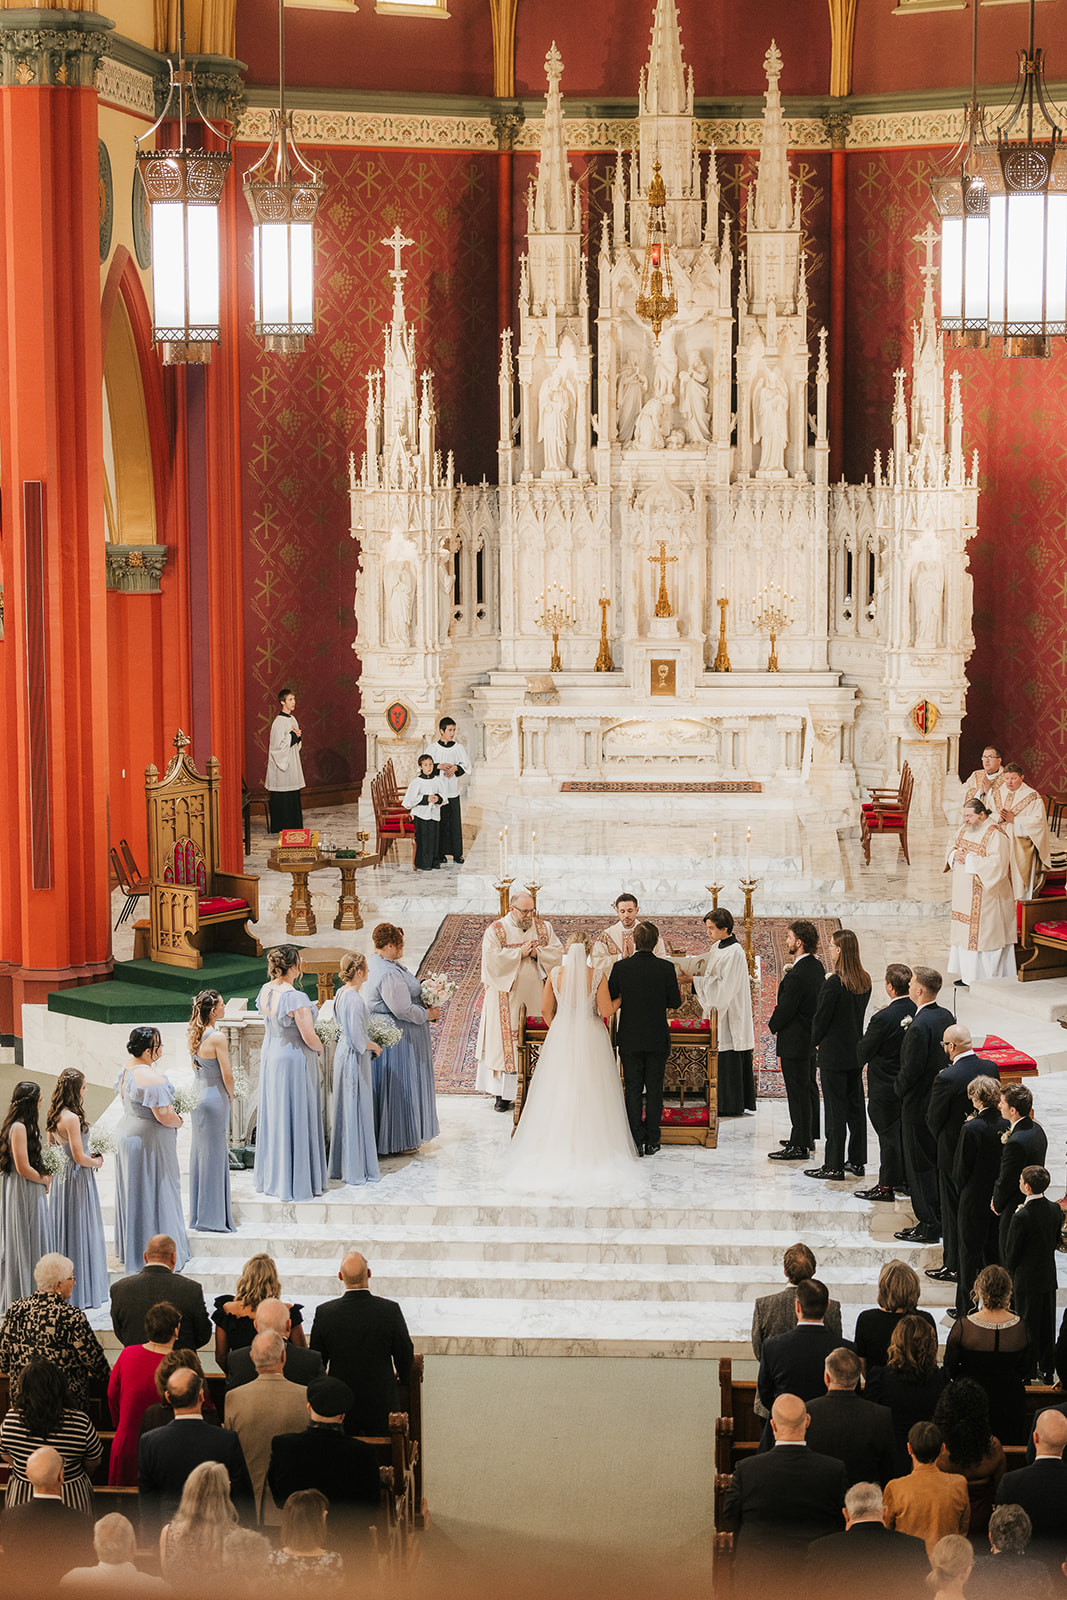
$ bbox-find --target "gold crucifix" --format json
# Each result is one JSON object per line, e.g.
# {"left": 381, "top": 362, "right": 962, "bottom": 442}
{"left": 648, "top": 540, "right": 677, "bottom": 618}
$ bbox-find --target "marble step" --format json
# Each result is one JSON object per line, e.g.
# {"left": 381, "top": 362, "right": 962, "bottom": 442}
{"left": 968, "top": 976, "right": 1067, "bottom": 1025}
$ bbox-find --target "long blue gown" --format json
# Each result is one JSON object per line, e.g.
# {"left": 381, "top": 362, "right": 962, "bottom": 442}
{"left": 0, "top": 1170, "right": 48, "bottom": 1315}
{"left": 254, "top": 983, "right": 327, "bottom": 1203}
{"left": 364, "top": 954, "right": 440, "bottom": 1156}
{"left": 329, "top": 986, "right": 381, "bottom": 1187}
{"left": 188, "top": 1031, "right": 235, "bottom": 1232}
{"left": 113, "top": 1070, "right": 189, "bottom": 1275}
{"left": 48, "top": 1135, "right": 109, "bottom": 1310}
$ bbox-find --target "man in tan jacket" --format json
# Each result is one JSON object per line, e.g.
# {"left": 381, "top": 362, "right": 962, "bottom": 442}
{"left": 881, "top": 1421, "right": 969, "bottom": 1555}
{"left": 222, "top": 1331, "right": 310, "bottom": 1524}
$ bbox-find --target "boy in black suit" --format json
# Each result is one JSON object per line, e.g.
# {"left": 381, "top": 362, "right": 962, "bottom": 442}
{"left": 854, "top": 963, "right": 916, "bottom": 1201}
{"left": 767, "top": 920, "right": 825, "bottom": 1161}
{"left": 605, "top": 920, "right": 681, "bottom": 1155}
{"left": 992, "top": 1082, "right": 1048, "bottom": 1260}
{"left": 1005, "top": 1164, "right": 1063, "bottom": 1382}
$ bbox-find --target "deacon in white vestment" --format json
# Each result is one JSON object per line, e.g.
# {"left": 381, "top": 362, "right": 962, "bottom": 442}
{"left": 265, "top": 688, "right": 305, "bottom": 832}
{"left": 592, "top": 894, "right": 667, "bottom": 987}
{"left": 475, "top": 892, "right": 563, "bottom": 1109}
{"left": 963, "top": 744, "right": 1007, "bottom": 810}
{"left": 947, "top": 799, "right": 1022, "bottom": 984}
{"left": 996, "top": 764, "right": 1052, "bottom": 895}
{"left": 694, "top": 908, "right": 756, "bottom": 1115}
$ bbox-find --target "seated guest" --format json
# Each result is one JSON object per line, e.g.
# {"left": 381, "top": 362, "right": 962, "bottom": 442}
{"left": 222, "top": 1331, "right": 311, "bottom": 1526}
{"left": 224, "top": 1297, "right": 323, "bottom": 1391}
{"left": 0, "top": 1446, "right": 95, "bottom": 1591}
{"left": 160, "top": 1460, "right": 243, "bottom": 1588}
{"left": 0, "top": 1357, "right": 101, "bottom": 1513}
{"left": 807, "top": 1480, "right": 929, "bottom": 1597}
{"left": 944, "top": 1263, "right": 1030, "bottom": 1445}
{"left": 266, "top": 1376, "right": 381, "bottom": 1542}
{"left": 968, "top": 1503, "right": 1053, "bottom": 1600}
{"left": 309, "top": 1250, "right": 414, "bottom": 1435}
{"left": 723, "top": 1393, "right": 846, "bottom": 1588}
{"left": 213, "top": 1252, "right": 307, "bottom": 1375}
{"left": 927, "top": 1534, "right": 974, "bottom": 1600}
{"left": 60, "top": 1512, "right": 171, "bottom": 1593}
{"left": 1004, "top": 1165, "right": 1062, "bottom": 1382}
{"left": 138, "top": 1366, "right": 253, "bottom": 1532}
{"left": 108, "top": 1299, "right": 181, "bottom": 1485}
{"left": 268, "top": 1490, "right": 345, "bottom": 1588}
{"left": 220, "top": 1527, "right": 272, "bottom": 1596}
{"left": 803, "top": 1347, "right": 896, "bottom": 1487}
{"left": 0, "top": 1252, "right": 110, "bottom": 1409}
{"left": 995, "top": 1409, "right": 1067, "bottom": 1572}
{"left": 756, "top": 1278, "right": 841, "bottom": 1427}
{"left": 139, "top": 1347, "right": 220, "bottom": 1434}
{"left": 882, "top": 1422, "right": 970, "bottom": 1556}
{"left": 865, "top": 1316, "right": 950, "bottom": 1479}
{"left": 854, "top": 1260, "right": 937, "bottom": 1372}
{"left": 934, "top": 1377, "right": 1006, "bottom": 1539}
{"left": 109, "top": 1234, "right": 210, "bottom": 1351}
{"left": 751, "top": 1243, "right": 843, "bottom": 1422}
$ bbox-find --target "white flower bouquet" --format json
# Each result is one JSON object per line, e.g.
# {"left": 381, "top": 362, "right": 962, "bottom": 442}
{"left": 367, "top": 1017, "right": 402, "bottom": 1050}
{"left": 171, "top": 1086, "right": 199, "bottom": 1115}
{"left": 86, "top": 1122, "right": 116, "bottom": 1156}
{"left": 420, "top": 972, "right": 457, "bottom": 1010}
{"left": 315, "top": 1018, "right": 341, "bottom": 1046}
{"left": 40, "top": 1144, "right": 69, "bottom": 1175}
{"left": 230, "top": 1066, "right": 250, "bottom": 1101}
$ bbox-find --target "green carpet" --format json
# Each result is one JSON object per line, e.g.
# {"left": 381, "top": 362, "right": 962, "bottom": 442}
{"left": 47, "top": 951, "right": 285, "bottom": 1025}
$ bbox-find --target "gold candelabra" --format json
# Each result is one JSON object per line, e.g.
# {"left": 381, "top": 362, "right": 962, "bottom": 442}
{"left": 493, "top": 876, "right": 515, "bottom": 917}
{"left": 752, "top": 585, "right": 794, "bottom": 672}
{"left": 740, "top": 876, "right": 758, "bottom": 979}
{"left": 534, "top": 583, "right": 578, "bottom": 672}
{"left": 648, "top": 540, "right": 677, "bottom": 618}
{"left": 594, "top": 592, "right": 614, "bottom": 672}
{"left": 713, "top": 594, "right": 731, "bottom": 672}
{"left": 704, "top": 881, "right": 722, "bottom": 911}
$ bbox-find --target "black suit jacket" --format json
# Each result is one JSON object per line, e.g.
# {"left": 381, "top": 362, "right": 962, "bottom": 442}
{"left": 811, "top": 975, "right": 871, "bottom": 1075}
{"left": 267, "top": 1422, "right": 381, "bottom": 1510}
{"left": 993, "top": 1117, "right": 1048, "bottom": 1218}
{"left": 757, "top": 1323, "right": 843, "bottom": 1413}
{"left": 608, "top": 951, "right": 681, "bottom": 1054}
{"left": 768, "top": 954, "right": 825, "bottom": 1058}
{"left": 1005, "top": 1196, "right": 1063, "bottom": 1294}
{"left": 803, "top": 1389, "right": 897, "bottom": 1487}
{"left": 225, "top": 1340, "right": 324, "bottom": 1391}
{"left": 856, "top": 996, "right": 917, "bottom": 1092}
{"left": 110, "top": 1264, "right": 211, "bottom": 1350}
{"left": 807, "top": 1521, "right": 929, "bottom": 1595}
{"left": 953, "top": 1107, "right": 1010, "bottom": 1196}
{"left": 927, "top": 1052, "right": 1000, "bottom": 1170}
{"left": 137, "top": 1417, "right": 253, "bottom": 1529}
{"left": 724, "top": 1444, "right": 846, "bottom": 1557}
{"left": 1025, "top": 1399, "right": 1067, "bottom": 1463}
{"left": 0, "top": 1498, "right": 95, "bottom": 1584}
{"left": 994, "top": 1456, "right": 1067, "bottom": 1548}
{"left": 895, "top": 1003, "right": 955, "bottom": 1116}
{"left": 309, "top": 1289, "right": 414, "bottom": 1435}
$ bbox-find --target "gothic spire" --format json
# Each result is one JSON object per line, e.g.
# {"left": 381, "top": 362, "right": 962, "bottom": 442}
{"left": 753, "top": 40, "right": 791, "bottom": 232}
{"left": 533, "top": 43, "right": 577, "bottom": 234}
{"left": 642, "top": 0, "right": 690, "bottom": 117}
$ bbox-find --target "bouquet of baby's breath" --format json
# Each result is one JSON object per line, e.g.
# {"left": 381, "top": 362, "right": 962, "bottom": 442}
{"left": 40, "top": 1144, "right": 69, "bottom": 1175}
{"left": 86, "top": 1122, "right": 116, "bottom": 1157}
{"left": 171, "top": 1086, "right": 199, "bottom": 1115}
{"left": 367, "top": 1017, "right": 402, "bottom": 1050}
{"left": 315, "top": 1018, "right": 340, "bottom": 1046}
{"left": 230, "top": 1066, "right": 250, "bottom": 1100}
{"left": 420, "top": 972, "right": 456, "bottom": 1010}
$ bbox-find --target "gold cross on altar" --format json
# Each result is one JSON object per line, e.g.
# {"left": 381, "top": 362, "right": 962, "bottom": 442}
{"left": 648, "top": 540, "right": 677, "bottom": 618}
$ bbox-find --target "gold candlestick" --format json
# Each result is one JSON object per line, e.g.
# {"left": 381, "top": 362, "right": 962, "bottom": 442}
{"left": 713, "top": 595, "right": 732, "bottom": 672}
{"left": 494, "top": 876, "right": 515, "bottom": 917}
{"left": 752, "top": 586, "right": 793, "bottom": 673}
{"left": 739, "top": 876, "right": 759, "bottom": 979}
{"left": 524, "top": 881, "right": 540, "bottom": 912}
{"left": 534, "top": 583, "right": 578, "bottom": 673}
{"left": 594, "top": 594, "right": 614, "bottom": 672}
{"left": 705, "top": 881, "right": 723, "bottom": 911}
{"left": 648, "top": 539, "right": 678, "bottom": 618}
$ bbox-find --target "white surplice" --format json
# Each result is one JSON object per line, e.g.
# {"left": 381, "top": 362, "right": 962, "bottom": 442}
{"left": 474, "top": 911, "right": 563, "bottom": 1097}
{"left": 694, "top": 938, "right": 754, "bottom": 1051}
{"left": 946, "top": 816, "right": 1021, "bottom": 983}
{"left": 592, "top": 920, "right": 667, "bottom": 987}
{"left": 265, "top": 712, "right": 304, "bottom": 793}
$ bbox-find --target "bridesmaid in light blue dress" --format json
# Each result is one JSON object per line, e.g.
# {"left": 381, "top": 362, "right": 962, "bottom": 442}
{"left": 254, "top": 945, "right": 327, "bottom": 1203}
{"left": 329, "top": 952, "right": 383, "bottom": 1187}
{"left": 187, "top": 990, "right": 236, "bottom": 1232}
{"left": 0, "top": 1081, "right": 51, "bottom": 1315}
{"left": 113, "top": 1026, "right": 189, "bottom": 1274}
{"left": 46, "top": 1068, "right": 108, "bottom": 1310}
{"left": 365, "top": 923, "right": 441, "bottom": 1157}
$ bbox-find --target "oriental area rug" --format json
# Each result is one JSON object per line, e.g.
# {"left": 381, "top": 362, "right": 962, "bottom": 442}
{"left": 419, "top": 914, "right": 842, "bottom": 1096}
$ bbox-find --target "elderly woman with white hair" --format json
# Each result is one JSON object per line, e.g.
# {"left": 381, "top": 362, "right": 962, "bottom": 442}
{"left": 0, "top": 1355, "right": 101, "bottom": 1513}
{"left": 0, "top": 1252, "right": 110, "bottom": 1410}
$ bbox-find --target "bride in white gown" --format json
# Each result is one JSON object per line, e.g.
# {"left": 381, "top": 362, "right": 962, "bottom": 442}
{"left": 502, "top": 933, "right": 641, "bottom": 1192}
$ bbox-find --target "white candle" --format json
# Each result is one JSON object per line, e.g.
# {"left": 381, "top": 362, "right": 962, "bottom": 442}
{"left": 498, "top": 831, "right": 504, "bottom": 879}
{"left": 746, "top": 826, "right": 751, "bottom": 878}
{"left": 712, "top": 830, "right": 718, "bottom": 881}
{"left": 504, "top": 826, "right": 509, "bottom": 879}
{"left": 531, "top": 830, "right": 537, "bottom": 884}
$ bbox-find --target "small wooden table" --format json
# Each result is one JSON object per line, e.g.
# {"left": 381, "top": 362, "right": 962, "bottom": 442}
{"left": 267, "top": 850, "right": 331, "bottom": 936}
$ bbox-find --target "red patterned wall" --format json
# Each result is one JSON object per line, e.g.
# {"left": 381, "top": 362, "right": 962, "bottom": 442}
{"left": 236, "top": 145, "right": 499, "bottom": 796}
{"left": 845, "top": 146, "right": 1067, "bottom": 789}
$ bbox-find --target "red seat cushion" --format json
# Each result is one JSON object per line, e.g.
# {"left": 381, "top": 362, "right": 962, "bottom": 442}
{"left": 668, "top": 1018, "right": 710, "bottom": 1032}
{"left": 1039, "top": 872, "right": 1067, "bottom": 897}
{"left": 525, "top": 1016, "right": 547, "bottom": 1029}
{"left": 661, "top": 1105, "right": 710, "bottom": 1126}
{"left": 863, "top": 812, "right": 905, "bottom": 826}
{"left": 980, "top": 1036, "right": 1011, "bottom": 1052}
{"left": 1033, "top": 920, "right": 1067, "bottom": 940}
{"left": 198, "top": 896, "right": 248, "bottom": 915}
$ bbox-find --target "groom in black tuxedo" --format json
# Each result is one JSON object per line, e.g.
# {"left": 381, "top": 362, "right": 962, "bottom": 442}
{"left": 606, "top": 921, "right": 681, "bottom": 1155}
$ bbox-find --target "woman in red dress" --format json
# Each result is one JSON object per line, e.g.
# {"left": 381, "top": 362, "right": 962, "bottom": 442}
{"left": 107, "top": 1299, "right": 180, "bottom": 1483}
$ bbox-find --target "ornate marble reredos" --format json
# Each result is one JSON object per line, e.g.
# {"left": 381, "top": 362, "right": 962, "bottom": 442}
{"left": 351, "top": 0, "right": 978, "bottom": 818}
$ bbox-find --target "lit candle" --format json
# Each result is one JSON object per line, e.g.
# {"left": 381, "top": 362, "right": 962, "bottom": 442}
{"left": 531, "top": 830, "right": 537, "bottom": 884}
{"left": 504, "top": 826, "right": 509, "bottom": 879}
{"left": 746, "top": 826, "right": 751, "bottom": 878}
{"left": 712, "top": 830, "right": 718, "bottom": 881}
{"left": 499, "top": 831, "right": 504, "bottom": 878}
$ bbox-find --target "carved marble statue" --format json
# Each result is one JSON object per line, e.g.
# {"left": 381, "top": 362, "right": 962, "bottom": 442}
{"left": 385, "top": 561, "right": 416, "bottom": 646}
{"left": 678, "top": 355, "right": 711, "bottom": 444}
{"left": 617, "top": 354, "right": 647, "bottom": 443}
{"left": 633, "top": 393, "right": 670, "bottom": 451}
{"left": 537, "top": 365, "right": 574, "bottom": 473}
{"left": 911, "top": 557, "right": 944, "bottom": 648}
{"left": 652, "top": 322, "right": 680, "bottom": 403}
{"left": 753, "top": 365, "right": 789, "bottom": 473}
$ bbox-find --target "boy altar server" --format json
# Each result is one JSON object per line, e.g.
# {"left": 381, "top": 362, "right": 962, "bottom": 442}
{"left": 426, "top": 716, "right": 470, "bottom": 865}
{"left": 475, "top": 891, "right": 562, "bottom": 1112}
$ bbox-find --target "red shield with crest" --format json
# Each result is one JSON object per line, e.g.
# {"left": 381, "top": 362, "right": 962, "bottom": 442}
{"left": 386, "top": 701, "right": 410, "bottom": 736}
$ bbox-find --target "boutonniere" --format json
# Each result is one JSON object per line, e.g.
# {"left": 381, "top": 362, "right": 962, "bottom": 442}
{"left": 900, "top": 1017, "right": 912, "bottom": 1030}
{"left": 1001, "top": 1129, "right": 1012, "bottom": 1144}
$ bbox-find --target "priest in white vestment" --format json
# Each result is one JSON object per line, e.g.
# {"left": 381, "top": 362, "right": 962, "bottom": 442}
{"left": 593, "top": 893, "right": 666, "bottom": 986}
{"left": 947, "top": 798, "right": 1022, "bottom": 984}
{"left": 996, "top": 763, "right": 1052, "bottom": 895}
{"left": 475, "top": 891, "right": 563, "bottom": 1110}
{"left": 963, "top": 744, "right": 1007, "bottom": 810}
{"left": 694, "top": 907, "right": 756, "bottom": 1115}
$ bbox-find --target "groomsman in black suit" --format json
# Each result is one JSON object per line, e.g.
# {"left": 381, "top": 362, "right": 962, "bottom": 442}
{"left": 952, "top": 1075, "right": 1008, "bottom": 1320}
{"left": 992, "top": 1082, "right": 1048, "bottom": 1260}
{"left": 855, "top": 964, "right": 916, "bottom": 1202}
{"left": 1005, "top": 1165, "right": 1063, "bottom": 1381}
{"left": 606, "top": 921, "right": 681, "bottom": 1155}
{"left": 893, "top": 967, "right": 953, "bottom": 1245}
{"left": 767, "top": 921, "right": 825, "bottom": 1161}
{"left": 924, "top": 1024, "right": 999, "bottom": 1286}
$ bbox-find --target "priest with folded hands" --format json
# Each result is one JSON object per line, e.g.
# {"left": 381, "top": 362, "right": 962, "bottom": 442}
{"left": 946, "top": 798, "right": 1020, "bottom": 985}
{"left": 475, "top": 890, "right": 562, "bottom": 1113}
{"left": 996, "top": 762, "right": 1052, "bottom": 896}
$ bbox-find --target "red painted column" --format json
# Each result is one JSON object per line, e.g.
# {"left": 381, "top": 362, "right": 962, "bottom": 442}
{"left": 829, "top": 144, "right": 847, "bottom": 481}
{"left": 0, "top": 18, "right": 116, "bottom": 1037}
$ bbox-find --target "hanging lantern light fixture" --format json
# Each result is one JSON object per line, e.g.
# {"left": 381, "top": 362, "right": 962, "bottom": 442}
{"left": 973, "top": 0, "right": 1067, "bottom": 358}
{"left": 243, "top": 0, "right": 325, "bottom": 355}
{"left": 135, "top": 0, "right": 232, "bottom": 365}
{"left": 635, "top": 160, "right": 677, "bottom": 343}
{"left": 930, "top": 0, "right": 990, "bottom": 348}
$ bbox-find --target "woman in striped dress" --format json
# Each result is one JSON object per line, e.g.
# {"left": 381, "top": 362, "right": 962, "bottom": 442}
{"left": 0, "top": 1354, "right": 101, "bottom": 1514}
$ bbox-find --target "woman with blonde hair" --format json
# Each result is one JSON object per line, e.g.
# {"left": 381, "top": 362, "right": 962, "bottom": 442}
{"left": 927, "top": 1534, "right": 973, "bottom": 1600}
{"left": 807, "top": 928, "right": 872, "bottom": 1181}
{"left": 329, "top": 951, "right": 382, "bottom": 1188}
{"left": 160, "top": 1460, "right": 240, "bottom": 1584}
{"left": 945, "top": 1263, "right": 1030, "bottom": 1443}
{"left": 212, "top": 1252, "right": 307, "bottom": 1374}
{"left": 854, "top": 1259, "right": 937, "bottom": 1370}
{"left": 268, "top": 1489, "right": 344, "bottom": 1586}
{"left": 864, "top": 1313, "right": 949, "bottom": 1476}
{"left": 45, "top": 1068, "right": 108, "bottom": 1310}
{"left": 187, "top": 989, "right": 235, "bottom": 1234}
{"left": 254, "top": 945, "right": 326, "bottom": 1204}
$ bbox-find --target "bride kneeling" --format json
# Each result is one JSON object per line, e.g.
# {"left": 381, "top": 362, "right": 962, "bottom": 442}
{"left": 501, "top": 932, "right": 641, "bottom": 1192}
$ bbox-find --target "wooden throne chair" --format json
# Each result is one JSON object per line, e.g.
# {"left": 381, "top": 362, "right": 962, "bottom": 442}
{"left": 145, "top": 730, "right": 261, "bottom": 969}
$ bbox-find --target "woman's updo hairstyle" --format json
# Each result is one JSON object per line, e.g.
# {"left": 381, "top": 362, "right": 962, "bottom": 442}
{"left": 339, "top": 952, "right": 367, "bottom": 983}
{"left": 127, "top": 1025, "right": 162, "bottom": 1058}
{"left": 372, "top": 922, "right": 404, "bottom": 951}
{"left": 267, "top": 945, "right": 301, "bottom": 980}
{"left": 566, "top": 931, "right": 593, "bottom": 955}
{"left": 188, "top": 990, "right": 223, "bottom": 1055}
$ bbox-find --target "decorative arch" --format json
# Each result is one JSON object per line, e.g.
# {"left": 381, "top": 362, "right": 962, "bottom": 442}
{"left": 101, "top": 247, "right": 169, "bottom": 547}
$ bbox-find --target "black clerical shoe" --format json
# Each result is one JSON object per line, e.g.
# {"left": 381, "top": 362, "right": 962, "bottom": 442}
{"left": 844, "top": 1163, "right": 865, "bottom": 1178}
{"left": 804, "top": 1165, "right": 846, "bottom": 1180}
{"left": 453, "top": 856, "right": 465, "bottom": 864}
{"left": 925, "top": 1266, "right": 957, "bottom": 1282}
{"left": 855, "top": 1184, "right": 896, "bottom": 1202}
{"left": 644, "top": 1143, "right": 661, "bottom": 1156}
{"left": 953, "top": 978, "right": 968, "bottom": 988}
{"left": 895, "top": 1224, "right": 940, "bottom": 1243}
{"left": 894, "top": 1224, "right": 923, "bottom": 1241}
{"left": 493, "top": 1096, "right": 513, "bottom": 1112}
{"left": 945, "top": 1308, "right": 960, "bottom": 1320}
{"left": 768, "top": 1146, "right": 809, "bottom": 1161}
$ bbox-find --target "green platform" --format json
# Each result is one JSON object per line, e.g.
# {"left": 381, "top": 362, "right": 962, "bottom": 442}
{"left": 47, "top": 951, "right": 286, "bottom": 1026}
